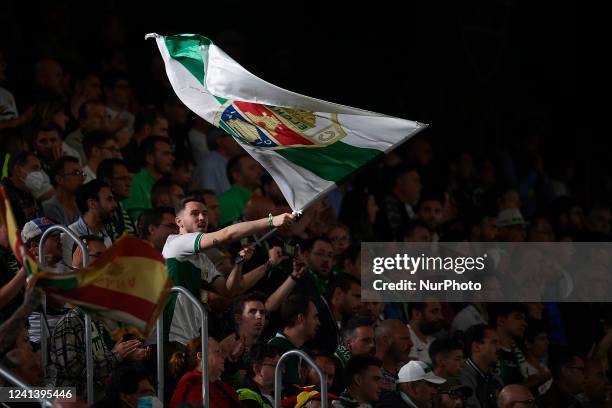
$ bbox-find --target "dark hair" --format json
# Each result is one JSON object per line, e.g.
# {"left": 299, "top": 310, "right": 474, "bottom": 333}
{"left": 245, "top": 343, "right": 281, "bottom": 378}
{"left": 138, "top": 207, "right": 176, "bottom": 239}
{"left": 188, "top": 188, "right": 217, "bottom": 200}
{"left": 78, "top": 99, "right": 104, "bottom": 120}
{"left": 100, "top": 363, "right": 153, "bottom": 406}
{"left": 279, "top": 294, "right": 314, "bottom": 329}
{"left": 488, "top": 303, "right": 528, "bottom": 329}
{"left": 549, "top": 348, "right": 582, "bottom": 380}
{"left": 140, "top": 135, "right": 171, "bottom": 165}
{"left": 134, "top": 107, "right": 166, "bottom": 133}
{"left": 325, "top": 273, "right": 360, "bottom": 302}
{"left": 97, "top": 158, "right": 128, "bottom": 181}
{"left": 75, "top": 179, "right": 109, "bottom": 214}
{"left": 226, "top": 153, "right": 248, "bottom": 184}
{"left": 169, "top": 337, "right": 202, "bottom": 378}
{"left": 403, "top": 220, "right": 431, "bottom": 241}
{"left": 341, "top": 315, "right": 373, "bottom": 340}
{"left": 233, "top": 291, "right": 267, "bottom": 318}
{"left": 175, "top": 194, "right": 205, "bottom": 215}
{"left": 463, "top": 323, "right": 494, "bottom": 358}
{"left": 301, "top": 236, "right": 332, "bottom": 252}
{"left": 7, "top": 151, "right": 35, "bottom": 176}
{"left": 151, "top": 178, "right": 182, "bottom": 207}
{"left": 82, "top": 129, "right": 115, "bottom": 159}
{"left": 49, "top": 156, "right": 80, "bottom": 187}
{"left": 429, "top": 336, "right": 464, "bottom": 368}
{"left": 406, "top": 302, "right": 428, "bottom": 320}
{"left": 344, "top": 355, "right": 382, "bottom": 386}
{"left": 523, "top": 319, "right": 548, "bottom": 344}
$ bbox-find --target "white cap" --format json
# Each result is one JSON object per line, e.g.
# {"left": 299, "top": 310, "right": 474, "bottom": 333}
{"left": 397, "top": 361, "right": 446, "bottom": 384}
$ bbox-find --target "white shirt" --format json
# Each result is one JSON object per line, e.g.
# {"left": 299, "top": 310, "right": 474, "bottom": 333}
{"left": 0, "top": 87, "right": 18, "bottom": 121}
{"left": 407, "top": 324, "right": 434, "bottom": 364}
{"left": 82, "top": 165, "right": 96, "bottom": 183}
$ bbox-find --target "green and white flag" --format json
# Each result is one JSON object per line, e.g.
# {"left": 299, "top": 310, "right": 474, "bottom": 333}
{"left": 147, "top": 33, "right": 426, "bottom": 211}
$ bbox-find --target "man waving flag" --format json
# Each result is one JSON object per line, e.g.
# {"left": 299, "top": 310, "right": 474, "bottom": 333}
{"left": 147, "top": 33, "right": 426, "bottom": 211}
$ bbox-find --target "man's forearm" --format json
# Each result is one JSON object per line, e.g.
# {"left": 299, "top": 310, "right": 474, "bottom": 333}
{"left": 237, "top": 264, "right": 267, "bottom": 295}
{"left": 205, "top": 218, "right": 270, "bottom": 249}
{"left": 265, "top": 275, "right": 297, "bottom": 312}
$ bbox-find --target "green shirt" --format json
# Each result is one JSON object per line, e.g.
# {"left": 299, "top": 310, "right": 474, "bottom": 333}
{"left": 268, "top": 332, "right": 301, "bottom": 385}
{"left": 122, "top": 168, "right": 156, "bottom": 222}
{"left": 218, "top": 184, "right": 253, "bottom": 226}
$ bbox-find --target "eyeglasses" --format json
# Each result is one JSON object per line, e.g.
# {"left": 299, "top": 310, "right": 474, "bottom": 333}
{"left": 60, "top": 170, "right": 84, "bottom": 177}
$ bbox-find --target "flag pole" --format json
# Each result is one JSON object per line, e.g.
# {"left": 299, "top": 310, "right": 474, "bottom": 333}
{"left": 252, "top": 210, "right": 302, "bottom": 246}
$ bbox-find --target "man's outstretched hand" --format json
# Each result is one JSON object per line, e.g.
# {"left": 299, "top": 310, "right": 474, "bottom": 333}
{"left": 272, "top": 213, "right": 296, "bottom": 228}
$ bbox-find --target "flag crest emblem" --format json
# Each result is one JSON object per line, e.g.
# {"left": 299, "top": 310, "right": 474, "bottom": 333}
{"left": 214, "top": 100, "right": 347, "bottom": 150}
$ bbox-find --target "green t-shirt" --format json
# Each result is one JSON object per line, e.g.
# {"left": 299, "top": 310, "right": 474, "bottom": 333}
{"left": 218, "top": 184, "right": 253, "bottom": 227}
{"left": 122, "top": 168, "right": 156, "bottom": 222}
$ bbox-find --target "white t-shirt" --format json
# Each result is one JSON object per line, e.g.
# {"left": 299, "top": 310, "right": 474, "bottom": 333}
{"left": 162, "top": 233, "right": 222, "bottom": 344}
{"left": 407, "top": 324, "right": 435, "bottom": 364}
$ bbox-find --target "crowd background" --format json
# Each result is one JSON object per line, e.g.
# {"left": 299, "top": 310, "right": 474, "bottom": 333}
{"left": 0, "top": 1, "right": 609, "bottom": 408}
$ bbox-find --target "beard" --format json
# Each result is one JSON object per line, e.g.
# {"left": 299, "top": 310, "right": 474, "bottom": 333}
{"left": 420, "top": 320, "right": 442, "bottom": 336}
{"left": 100, "top": 209, "right": 116, "bottom": 224}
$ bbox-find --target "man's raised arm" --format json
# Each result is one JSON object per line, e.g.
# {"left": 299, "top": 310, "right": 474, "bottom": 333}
{"left": 199, "top": 213, "right": 295, "bottom": 250}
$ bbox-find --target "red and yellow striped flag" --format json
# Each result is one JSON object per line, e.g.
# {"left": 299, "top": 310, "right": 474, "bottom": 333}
{"left": 0, "top": 185, "right": 38, "bottom": 275}
{"left": 33, "top": 234, "right": 172, "bottom": 338}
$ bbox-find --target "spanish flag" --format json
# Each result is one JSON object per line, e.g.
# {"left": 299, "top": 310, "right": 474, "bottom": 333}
{"left": 0, "top": 185, "right": 38, "bottom": 275}
{"left": 33, "top": 234, "right": 172, "bottom": 339}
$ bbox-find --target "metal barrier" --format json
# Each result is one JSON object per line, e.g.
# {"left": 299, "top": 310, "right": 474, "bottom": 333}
{"left": 38, "top": 225, "right": 91, "bottom": 404}
{"left": 156, "top": 286, "right": 209, "bottom": 407}
{"left": 274, "top": 349, "right": 328, "bottom": 408}
{"left": 0, "top": 365, "right": 52, "bottom": 407}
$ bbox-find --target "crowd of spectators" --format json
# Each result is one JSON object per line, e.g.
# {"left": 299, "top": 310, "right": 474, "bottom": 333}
{"left": 0, "top": 3, "right": 609, "bottom": 408}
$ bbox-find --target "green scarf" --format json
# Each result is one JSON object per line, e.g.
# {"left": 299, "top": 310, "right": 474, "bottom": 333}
{"left": 333, "top": 390, "right": 373, "bottom": 408}
{"left": 334, "top": 344, "right": 352, "bottom": 368}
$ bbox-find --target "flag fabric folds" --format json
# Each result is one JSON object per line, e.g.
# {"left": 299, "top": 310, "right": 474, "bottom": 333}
{"left": 0, "top": 185, "right": 38, "bottom": 275}
{"left": 33, "top": 234, "right": 171, "bottom": 338}
{"left": 148, "top": 33, "right": 426, "bottom": 212}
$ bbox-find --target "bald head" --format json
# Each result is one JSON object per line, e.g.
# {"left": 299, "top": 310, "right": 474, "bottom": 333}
{"left": 242, "top": 195, "right": 275, "bottom": 221}
{"left": 497, "top": 384, "right": 534, "bottom": 408}
{"left": 375, "top": 319, "right": 412, "bottom": 363}
{"left": 375, "top": 319, "right": 407, "bottom": 338}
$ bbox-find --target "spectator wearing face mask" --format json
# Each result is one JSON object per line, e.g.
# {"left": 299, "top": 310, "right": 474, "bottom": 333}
{"left": 91, "top": 363, "right": 159, "bottom": 408}
{"left": 2, "top": 151, "right": 47, "bottom": 227}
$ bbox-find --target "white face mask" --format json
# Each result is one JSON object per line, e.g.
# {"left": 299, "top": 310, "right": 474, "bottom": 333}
{"left": 24, "top": 170, "right": 53, "bottom": 199}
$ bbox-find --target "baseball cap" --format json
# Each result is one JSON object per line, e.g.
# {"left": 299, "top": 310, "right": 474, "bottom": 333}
{"left": 21, "top": 217, "right": 57, "bottom": 244}
{"left": 397, "top": 361, "right": 446, "bottom": 384}
{"left": 438, "top": 376, "right": 473, "bottom": 398}
{"left": 496, "top": 208, "right": 528, "bottom": 228}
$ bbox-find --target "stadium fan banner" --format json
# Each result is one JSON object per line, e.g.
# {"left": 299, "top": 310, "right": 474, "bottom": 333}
{"left": 362, "top": 242, "right": 612, "bottom": 302}
{"left": 147, "top": 33, "right": 426, "bottom": 212}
